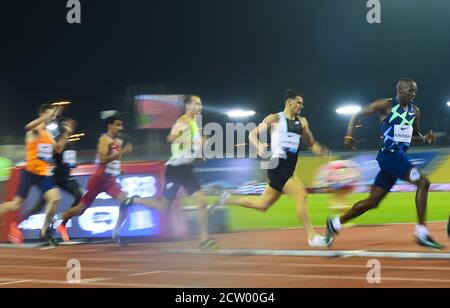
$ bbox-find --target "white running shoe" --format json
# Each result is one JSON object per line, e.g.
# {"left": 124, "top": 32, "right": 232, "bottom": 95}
{"left": 308, "top": 234, "right": 333, "bottom": 247}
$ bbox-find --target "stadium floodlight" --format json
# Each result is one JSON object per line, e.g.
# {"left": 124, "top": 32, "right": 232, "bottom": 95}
{"left": 446, "top": 101, "right": 450, "bottom": 107}
{"left": 336, "top": 105, "right": 362, "bottom": 115}
{"left": 226, "top": 109, "right": 256, "bottom": 118}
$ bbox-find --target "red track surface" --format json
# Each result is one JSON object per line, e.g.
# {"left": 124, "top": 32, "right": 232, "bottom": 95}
{"left": 0, "top": 222, "right": 449, "bottom": 288}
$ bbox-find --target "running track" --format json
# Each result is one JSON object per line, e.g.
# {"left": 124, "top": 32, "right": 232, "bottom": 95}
{"left": 0, "top": 222, "right": 449, "bottom": 288}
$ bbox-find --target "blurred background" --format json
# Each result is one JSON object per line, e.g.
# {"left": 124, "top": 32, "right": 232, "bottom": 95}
{"left": 1, "top": 0, "right": 450, "bottom": 240}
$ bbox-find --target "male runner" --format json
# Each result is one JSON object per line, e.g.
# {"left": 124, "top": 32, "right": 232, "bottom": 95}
{"left": 112, "top": 95, "right": 216, "bottom": 248}
{"left": 326, "top": 78, "right": 444, "bottom": 249}
{"left": 216, "top": 90, "right": 332, "bottom": 247}
{"left": 0, "top": 104, "right": 73, "bottom": 243}
{"left": 20, "top": 118, "right": 82, "bottom": 228}
{"left": 57, "top": 115, "right": 161, "bottom": 242}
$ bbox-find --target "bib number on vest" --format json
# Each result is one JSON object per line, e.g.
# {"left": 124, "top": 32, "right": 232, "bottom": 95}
{"left": 281, "top": 133, "right": 300, "bottom": 153}
{"left": 393, "top": 125, "right": 413, "bottom": 143}
{"left": 63, "top": 150, "right": 77, "bottom": 168}
{"left": 38, "top": 144, "right": 54, "bottom": 162}
{"left": 105, "top": 160, "right": 121, "bottom": 176}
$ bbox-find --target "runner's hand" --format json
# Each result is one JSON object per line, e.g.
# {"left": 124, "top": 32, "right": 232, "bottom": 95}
{"left": 257, "top": 143, "right": 269, "bottom": 157}
{"left": 121, "top": 143, "right": 133, "bottom": 155}
{"left": 344, "top": 136, "right": 356, "bottom": 151}
{"left": 424, "top": 130, "right": 436, "bottom": 144}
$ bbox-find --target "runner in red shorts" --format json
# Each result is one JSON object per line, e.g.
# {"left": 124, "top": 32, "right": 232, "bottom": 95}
{"left": 57, "top": 115, "right": 161, "bottom": 242}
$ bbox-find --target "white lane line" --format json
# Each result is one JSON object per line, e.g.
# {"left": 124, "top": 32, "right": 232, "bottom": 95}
{"left": 0, "top": 278, "right": 188, "bottom": 288}
{"left": 0, "top": 280, "right": 32, "bottom": 286}
{"left": 129, "top": 271, "right": 163, "bottom": 277}
{"left": 161, "top": 248, "right": 450, "bottom": 260}
{"left": 1, "top": 261, "right": 450, "bottom": 273}
{"left": 157, "top": 269, "right": 450, "bottom": 283}
{"left": 79, "top": 278, "right": 111, "bottom": 283}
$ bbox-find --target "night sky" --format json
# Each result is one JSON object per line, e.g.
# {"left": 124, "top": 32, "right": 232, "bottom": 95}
{"left": 2, "top": 0, "right": 450, "bottom": 149}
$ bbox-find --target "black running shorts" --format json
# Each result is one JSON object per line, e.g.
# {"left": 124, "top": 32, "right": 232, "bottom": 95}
{"left": 267, "top": 158, "right": 296, "bottom": 193}
{"left": 163, "top": 164, "right": 201, "bottom": 201}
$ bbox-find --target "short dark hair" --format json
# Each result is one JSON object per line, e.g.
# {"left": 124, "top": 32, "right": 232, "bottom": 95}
{"left": 105, "top": 116, "right": 122, "bottom": 130}
{"left": 396, "top": 78, "right": 416, "bottom": 92}
{"left": 284, "top": 89, "right": 304, "bottom": 103}
{"left": 183, "top": 95, "right": 200, "bottom": 105}
{"left": 38, "top": 103, "right": 53, "bottom": 115}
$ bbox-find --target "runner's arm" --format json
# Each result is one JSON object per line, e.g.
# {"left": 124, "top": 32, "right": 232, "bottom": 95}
{"left": 24, "top": 108, "right": 58, "bottom": 132}
{"left": 167, "top": 119, "right": 190, "bottom": 144}
{"left": 301, "top": 117, "right": 329, "bottom": 157}
{"left": 249, "top": 114, "right": 277, "bottom": 156}
{"left": 345, "top": 99, "right": 391, "bottom": 150}
{"left": 411, "top": 107, "right": 435, "bottom": 144}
